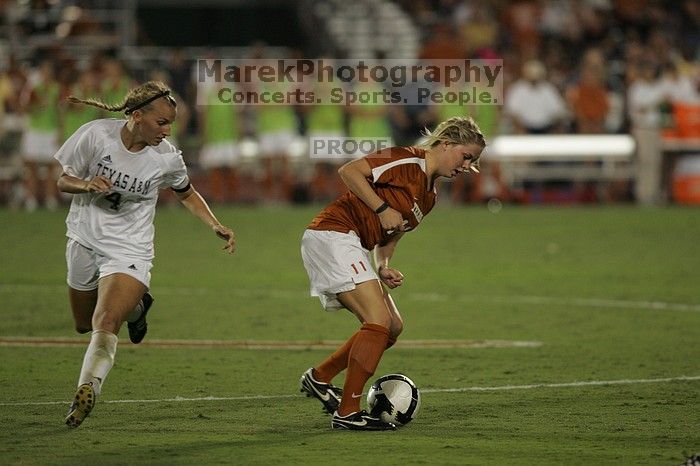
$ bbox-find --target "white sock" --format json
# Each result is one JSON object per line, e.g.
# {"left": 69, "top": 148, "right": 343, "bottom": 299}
{"left": 126, "top": 298, "right": 144, "bottom": 323}
{"left": 77, "top": 330, "right": 118, "bottom": 395}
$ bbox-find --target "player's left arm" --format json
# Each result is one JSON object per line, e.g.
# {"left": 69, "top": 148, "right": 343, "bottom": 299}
{"left": 374, "top": 233, "right": 404, "bottom": 289}
{"left": 173, "top": 184, "right": 236, "bottom": 254}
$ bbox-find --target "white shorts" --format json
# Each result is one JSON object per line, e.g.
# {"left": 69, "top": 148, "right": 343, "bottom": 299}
{"left": 65, "top": 238, "right": 152, "bottom": 291}
{"left": 199, "top": 141, "right": 240, "bottom": 169}
{"left": 300, "top": 229, "right": 378, "bottom": 311}
{"left": 22, "top": 129, "right": 59, "bottom": 162}
{"left": 259, "top": 130, "right": 296, "bottom": 156}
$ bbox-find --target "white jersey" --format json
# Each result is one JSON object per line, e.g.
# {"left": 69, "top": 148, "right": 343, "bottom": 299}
{"left": 54, "top": 119, "right": 189, "bottom": 261}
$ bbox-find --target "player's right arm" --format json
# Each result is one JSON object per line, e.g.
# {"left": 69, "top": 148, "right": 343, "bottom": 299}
{"left": 57, "top": 173, "right": 112, "bottom": 194}
{"left": 337, "top": 157, "right": 404, "bottom": 232}
{"left": 374, "top": 232, "right": 405, "bottom": 289}
{"left": 55, "top": 120, "right": 104, "bottom": 193}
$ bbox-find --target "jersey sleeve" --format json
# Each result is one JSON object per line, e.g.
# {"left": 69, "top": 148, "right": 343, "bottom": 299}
{"left": 162, "top": 150, "right": 190, "bottom": 190}
{"left": 53, "top": 121, "right": 97, "bottom": 178}
{"left": 365, "top": 147, "right": 425, "bottom": 185}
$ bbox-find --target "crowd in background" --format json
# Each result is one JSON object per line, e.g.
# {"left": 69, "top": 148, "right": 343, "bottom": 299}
{"left": 0, "top": 0, "right": 699, "bottom": 210}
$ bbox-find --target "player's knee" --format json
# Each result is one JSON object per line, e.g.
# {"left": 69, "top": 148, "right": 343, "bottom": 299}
{"left": 391, "top": 323, "right": 403, "bottom": 340}
{"left": 366, "top": 314, "right": 392, "bottom": 329}
{"left": 390, "top": 314, "right": 403, "bottom": 339}
{"left": 75, "top": 325, "right": 91, "bottom": 334}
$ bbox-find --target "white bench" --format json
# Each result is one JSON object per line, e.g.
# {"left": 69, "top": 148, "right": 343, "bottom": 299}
{"left": 483, "top": 134, "right": 636, "bottom": 184}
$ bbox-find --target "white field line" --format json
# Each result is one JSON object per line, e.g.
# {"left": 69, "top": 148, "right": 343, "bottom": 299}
{"left": 0, "top": 337, "right": 542, "bottom": 350}
{"left": 2, "top": 283, "right": 700, "bottom": 313}
{"left": 1, "top": 375, "right": 698, "bottom": 407}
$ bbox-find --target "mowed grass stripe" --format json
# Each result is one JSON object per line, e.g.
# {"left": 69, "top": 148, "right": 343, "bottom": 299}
{"left": 1, "top": 375, "right": 698, "bottom": 407}
{"left": 2, "top": 283, "right": 700, "bottom": 313}
{"left": 0, "top": 336, "right": 542, "bottom": 350}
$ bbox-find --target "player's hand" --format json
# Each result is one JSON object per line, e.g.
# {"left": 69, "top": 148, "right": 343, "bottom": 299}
{"left": 213, "top": 224, "right": 236, "bottom": 254}
{"left": 378, "top": 207, "right": 405, "bottom": 234}
{"left": 86, "top": 176, "right": 112, "bottom": 193}
{"left": 379, "top": 266, "right": 404, "bottom": 289}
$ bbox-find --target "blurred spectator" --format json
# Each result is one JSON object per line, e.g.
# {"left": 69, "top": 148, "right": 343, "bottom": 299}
{"left": 100, "top": 58, "right": 134, "bottom": 118}
{"left": 418, "top": 23, "right": 466, "bottom": 60}
{"left": 20, "top": 59, "right": 61, "bottom": 211}
{"left": 60, "top": 68, "right": 101, "bottom": 144}
{"left": 540, "top": 0, "right": 581, "bottom": 45}
{"left": 391, "top": 73, "right": 436, "bottom": 147}
{"left": 658, "top": 62, "right": 700, "bottom": 105}
{"left": 457, "top": 3, "right": 499, "bottom": 58}
{"left": 566, "top": 49, "right": 610, "bottom": 133}
{"left": 198, "top": 81, "right": 241, "bottom": 204}
{"left": 0, "top": 69, "right": 13, "bottom": 138}
{"left": 504, "top": 59, "right": 569, "bottom": 134}
{"left": 0, "top": 56, "right": 28, "bottom": 208}
{"left": 501, "top": 0, "right": 543, "bottom": 58}
{"left": 304, "top": 64, "right": 347, "bottom": 202}
{"left": 347, "top": 79, "right": 393, "bottom": 152}
{"left": 627, "top": 62, "right": 664, "bottom": 129}
{"left": 256, "top": 67, "right": 298, "bottom": 203}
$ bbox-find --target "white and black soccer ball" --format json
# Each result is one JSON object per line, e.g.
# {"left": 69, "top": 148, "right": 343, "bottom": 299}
{"left": 367, "top": 373, "right": 421, "bottom": 426}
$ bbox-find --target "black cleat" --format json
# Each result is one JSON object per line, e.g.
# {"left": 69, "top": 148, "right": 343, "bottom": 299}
{"left": 300, "top": 368, "right": 343, "bottom": 414}
{"left": 128, "top": 292, "right": 154, "bottom": 344}
{"left": 65, "top": 383, "right": 96, "bottom": 428}
{"left": 331, "top": 410, "right": 397, "bottom": 431}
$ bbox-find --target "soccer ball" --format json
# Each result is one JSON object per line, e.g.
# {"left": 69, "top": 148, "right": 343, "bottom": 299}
{"left": 367, "top": 373, "right": 421, "bottom": 426}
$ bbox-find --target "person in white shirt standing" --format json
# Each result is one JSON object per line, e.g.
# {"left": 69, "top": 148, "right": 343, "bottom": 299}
{"left": 54, "top": 81, "right": 236, "bottom": 428}
{"left": 504, "top": 59, "right": 569, "bottom": 134}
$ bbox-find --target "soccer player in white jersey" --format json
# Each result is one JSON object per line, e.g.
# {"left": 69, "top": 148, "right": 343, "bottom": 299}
{"left": 54, "top": 81, "right": 236, "bottom": 428}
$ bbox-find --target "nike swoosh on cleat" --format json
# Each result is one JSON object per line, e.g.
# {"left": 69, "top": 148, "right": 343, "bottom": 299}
{"left": 308, "top": 382, "right": 331, "bottom": 401}
{"left": 337, "top": 418, "right": 367, "bottom": 427}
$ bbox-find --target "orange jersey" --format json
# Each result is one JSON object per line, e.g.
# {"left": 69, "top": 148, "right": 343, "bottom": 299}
{"left": 308, "top": 146, "right": 437, "bottom": 250}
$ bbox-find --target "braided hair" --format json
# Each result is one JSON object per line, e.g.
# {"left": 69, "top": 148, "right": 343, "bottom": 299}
{"left": 67, "top": 80, "right": 176, "bottom": 115}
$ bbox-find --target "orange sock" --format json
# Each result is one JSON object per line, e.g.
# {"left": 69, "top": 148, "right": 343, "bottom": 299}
{"left": 338, "top": 323, "right": 390, "bottom": 416}
{"left": 314, "top": 332, "right": 358, "bottom": 383}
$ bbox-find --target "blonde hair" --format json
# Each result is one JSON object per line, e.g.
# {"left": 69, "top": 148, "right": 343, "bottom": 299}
{"left": 419, "top": 116, "right": 485, "bottom": 148}
{"left": 418, "top": 116, "right": 486, "bottom": 169}
{"left": 67, "top": 80, "right": 176, "bottom": 115}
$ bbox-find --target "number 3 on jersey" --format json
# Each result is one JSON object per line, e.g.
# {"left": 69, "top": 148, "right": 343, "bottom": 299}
{"left": 104, "top": 192, "right": 122, "bottom": 210}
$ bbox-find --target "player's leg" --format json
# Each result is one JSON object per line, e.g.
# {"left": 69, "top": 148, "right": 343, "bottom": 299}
{"left": 66, "top": 239, "right": 99, "bottom": 334}
{"left": 66, "top": 273, "right": 146, "bottom": 427}
{"left": 66, "top": 241, "right": 152, "bottom": 339}
{"left": 326, "top": 280, "right": 396, "bottom": 429}
{"left": 69, "top": 288, "right": 97, "bottom": 334}
{"left": 383, "top": 290, "right": 403, "bottom": 348}
{"left": 335, "top": 280, "right": 391, "bottom": 416}
{"left": 313, "top": 290, "right": 402, "bottom": 383}
{"left": 299, "top": 230, "right": 390, "bottom": 422}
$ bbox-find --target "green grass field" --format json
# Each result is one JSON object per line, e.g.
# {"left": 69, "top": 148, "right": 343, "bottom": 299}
{"left": 1, "top": 205, "right": 698, "bottom": 465}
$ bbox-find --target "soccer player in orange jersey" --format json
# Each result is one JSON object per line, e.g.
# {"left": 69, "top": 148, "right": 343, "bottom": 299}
{"left": 299, "top": 116, "right": 485, "bottom": 430}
